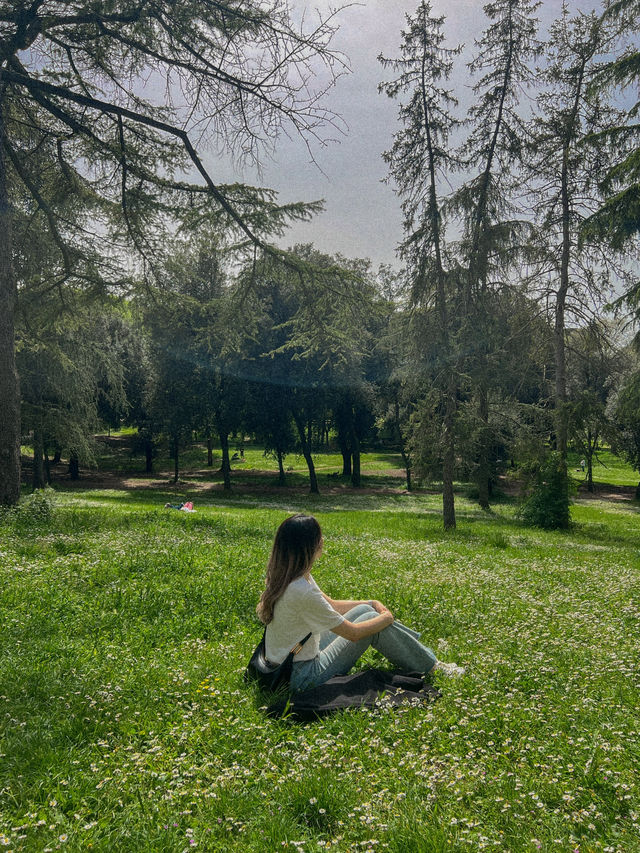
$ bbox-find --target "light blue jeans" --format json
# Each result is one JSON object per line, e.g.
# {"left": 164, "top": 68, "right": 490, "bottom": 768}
{"left": 290, "top": 603, "right": 438, "bottom": 692}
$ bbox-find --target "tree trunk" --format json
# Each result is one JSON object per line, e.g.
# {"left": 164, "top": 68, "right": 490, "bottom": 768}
{"left": 421, "top": 50, "right": 455, "bottom": 529}
{"left": 476, "top": 388, "right": 490, "bottom": 510}
{"left": 550, "top": 147, "right": 572, "bottom": 498}
{"left": 303, "top": 445, "right": 319, "bottom": 494}
{"left": 0, "top": 101, "right": 20, "bottom": 506}
{"left": 350, "top": 428, "right": 361, "bottom": 488}
{"left": 207, "top": 435, "right": 213, "bottom": 467}
{"left": 393, "top": 398, "right": 412, "bottom": 491}
{"left": 219, "top": 430, "right": 231, "bottom": 491}
{"left": 277, "top": 449, "right": 286, "bottom": 486}
{"left": 586, "top": 432, "right": 594, "bottom": 493}
{"left": 293, "top": 411, "right": 319, "bottom": 494}
{"left": 401, "top": 450, "right": 412, "bottom": 491}
{"left": 172, "top": 434, "right": 179, "bottom": 483}
{"left": 442, "top": 377, "right": 456, "bottom": 530}
{"left": 44, "top": 449, "right": 51, "bottom": 485}
{"left": 32, "top": 425, "right": 45, "bottom": 490}
{"left": 340, "top": 446, "right": 351, "bottom": 477}
{"left": 555, "top": 293, "right": 569, "bottom": 460}
{"left": 144, "top": 437, "right": 153, "bottom": 474}
{"left": 52, "top": 448, "right": 61, "bottom": 466}
{"left": 555, "top": 62, "right": 586, "bottom": 465}
{"left": 69, "top": 452, "right": 79, "bottom": 480}
{"left": 335, "top": 398, "right": 352, "bottom": 476}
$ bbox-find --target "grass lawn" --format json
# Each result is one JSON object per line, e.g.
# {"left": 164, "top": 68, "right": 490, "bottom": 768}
{"left": 567, "top": 450, "right": 640, "bottom": 489}
{"left": 17, "top": 436, "right": 414, "bottom": 501}
{"left": 1, "top": 480, "right": 639, "bottom": 852}
{"left": 87, "top": 433, "right": 410, "bottom": 491}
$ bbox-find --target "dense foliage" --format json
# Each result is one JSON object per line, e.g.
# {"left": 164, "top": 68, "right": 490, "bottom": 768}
{"left": 3, "top": 0, "right": 640, "bottom": 529}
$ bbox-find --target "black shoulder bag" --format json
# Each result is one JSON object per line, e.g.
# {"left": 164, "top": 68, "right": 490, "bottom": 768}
{"left": 244, "top": 629, "right": 312, "bottom": 692}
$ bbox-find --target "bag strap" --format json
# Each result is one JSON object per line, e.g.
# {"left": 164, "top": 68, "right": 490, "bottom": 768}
{"left": 263, "top": 627, "right": 313, "bottom": 657}
{"left": 291, "top": 632, "right": 312, "bottom": 656}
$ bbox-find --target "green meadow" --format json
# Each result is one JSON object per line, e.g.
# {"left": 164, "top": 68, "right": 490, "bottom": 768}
{"left": 1, "top": 454, "right": 639, "bottom": 852}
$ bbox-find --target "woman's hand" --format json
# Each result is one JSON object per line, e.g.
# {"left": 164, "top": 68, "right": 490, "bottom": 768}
{"left": 332, "top": 606, "right": 394, "bottom": 642}
{"left": 378, "top": 607, "right": 394, "bottom": 628}
{"left": 371, "top": 600, "right": 394, "bottom": 627}
{"left": 371, "top": 600, "right": 392, "bottom": 617}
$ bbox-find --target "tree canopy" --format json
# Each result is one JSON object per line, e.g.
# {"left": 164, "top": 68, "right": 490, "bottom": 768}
{"left": 0, "top": 0, "right": 347, "bottom": 504}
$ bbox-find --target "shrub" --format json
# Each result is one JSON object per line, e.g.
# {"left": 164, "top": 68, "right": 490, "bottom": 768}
{"left": 517, "top": 452, "right": 573, "bottom": 530}
{"left": 13, "top": 488, "right": 57, "bottom": 525}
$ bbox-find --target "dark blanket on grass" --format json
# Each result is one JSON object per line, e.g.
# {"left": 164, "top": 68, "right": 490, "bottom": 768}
{"left": 267, "top": 669, "right": 440, "bottom": 721}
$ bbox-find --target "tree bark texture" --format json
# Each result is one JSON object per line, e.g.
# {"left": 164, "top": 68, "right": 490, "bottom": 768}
{"left": 277, "top": 449, "right": 286, "bottom": 485}
{"left": 442, "top": 407, "right": 456, "bottom": 530}
{"left": 336, "top": 400, "right": 352, "bottom": 477}
{"left": 586, "top": 431, "right": 594, "bottom": 493}
{"left": 402, "top": 451, "right": 412, "bottom": 492}
{"left": 442, "top": 375, "right": 457, "bottom": 530}
{"left": 340, "top": 446, "right": 352, "bottom": 477}
{"left": 207, "top": 436, "right": 213, "bottom": 467}
{"left": 219, "top": 430, "right": 231, "bottom": 491}
{"left": 69, "top": 452, "right": 79, "bottom": 480}
{"left": 172, "top": 434, "right": 179, "bottom": 483}
{"left": 476, "top": 388, "right": 491, "bottom": 510}
{"left": 350, "top": 427, "right": 361, "bottom": 488}
{"left": 32, "top": 424, "right": 45, "bottom": 490}
{"left": 144, "top": 437, "right": 153, "bottom": 473}
{"left": 394, "top": 399, "right": 412, "bottom": 492}
{"left": 0, "top": 100, "right": 20, "bottom": 505}
{"left": 556, "top": 58, "right": 587, "bottom": 464}
{"left": 420, "top": 56, "right": 456, "bottom": 530}
{"left": 293, "top": 411, "right": 319, "bottom": 493}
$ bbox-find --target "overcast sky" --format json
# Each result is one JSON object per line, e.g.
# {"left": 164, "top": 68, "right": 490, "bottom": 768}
{"left": 205, "top": 0, "right": 604, "bottom": 269}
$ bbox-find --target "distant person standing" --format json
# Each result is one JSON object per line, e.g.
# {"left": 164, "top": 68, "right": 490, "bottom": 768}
{"left": 580, "top": 458, "right": 586, "bottom": 472}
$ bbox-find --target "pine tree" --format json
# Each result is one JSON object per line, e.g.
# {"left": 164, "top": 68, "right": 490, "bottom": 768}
{"left": 452, "top": 0, "right": 539, "bottom": 509}
{"left": 379, "top": 0, "right": 461, "bottom": 528}
{"left": 583, "top": 0, "right": 640, "bottom": 250}
{"left": 527, "top": 7, "right": 618, "bottom": 473}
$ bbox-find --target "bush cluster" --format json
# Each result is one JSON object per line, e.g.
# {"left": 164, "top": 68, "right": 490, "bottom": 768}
{"left": 518, "top": 452, "right": 573, "bottom": 530}
{"left": 12, "top": 488, "right": 57, "bottom": 526}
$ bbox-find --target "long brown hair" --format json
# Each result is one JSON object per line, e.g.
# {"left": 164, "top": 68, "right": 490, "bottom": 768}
{"left": 256, "top": 514, "right": 323, "bottom": 624}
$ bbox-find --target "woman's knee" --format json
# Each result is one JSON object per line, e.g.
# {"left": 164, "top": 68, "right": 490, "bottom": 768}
{"left": 345, "top": 603, "right": 377, "bottom": 621}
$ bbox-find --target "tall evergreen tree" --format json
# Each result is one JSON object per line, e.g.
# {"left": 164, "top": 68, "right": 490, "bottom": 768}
{"left": 452, "top": 0, "right": 539, "bottom": 509}
{"left": 527, "top": 8, "right": 618, "bottom": 479}
{"left": 583, "top": 0, "right": 640, "bottom": 251}
{"left": 379, "top": 0, "right": 461, "bottom": 528}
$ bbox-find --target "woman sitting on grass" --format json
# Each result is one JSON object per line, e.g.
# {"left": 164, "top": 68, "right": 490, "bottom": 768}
{"left": 257, "top": 514, "right": 465, "bottom": 693}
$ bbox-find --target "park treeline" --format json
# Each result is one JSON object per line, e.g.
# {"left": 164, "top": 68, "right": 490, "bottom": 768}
{"left": 3, "top": 0, "right": 640, "bottom": 530}
{"left": 17, "top": 240, "right": 640, "bottom": 510}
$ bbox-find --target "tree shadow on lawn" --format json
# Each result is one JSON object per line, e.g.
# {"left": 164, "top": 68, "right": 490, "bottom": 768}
{"left": 40, "top": 464, "right": 640, "bottom": 551}
{"left": 50, "top": 487, "right": 542, "bottom": 554}
{"left": 576, "top": 481, "right": 640, "bottom": 502}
